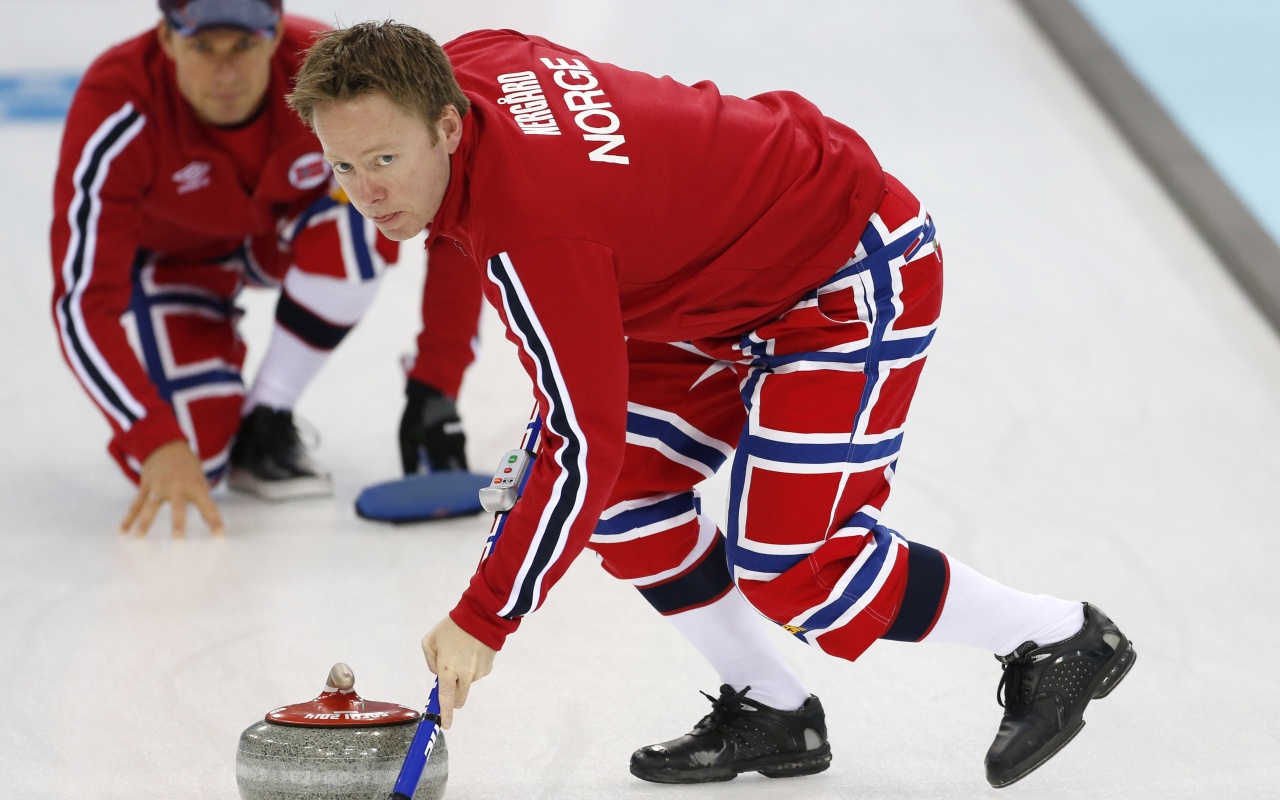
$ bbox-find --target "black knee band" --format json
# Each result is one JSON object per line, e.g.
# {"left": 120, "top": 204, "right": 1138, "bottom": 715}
{"left": 638, "top": 535, "right": 733, "bottom": 615}
{"left": 881, "top": 542, "right": 949, "bottom": 642}
{"left": 275, "top": 291, "right": 351, "bottom": 351}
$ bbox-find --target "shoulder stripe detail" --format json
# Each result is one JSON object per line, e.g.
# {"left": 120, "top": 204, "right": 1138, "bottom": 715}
{"left": 55, "top": 102, "right": 148, "bottom": 429}
{"left": 486, "top": 251, "right": 589, "bottom": 619}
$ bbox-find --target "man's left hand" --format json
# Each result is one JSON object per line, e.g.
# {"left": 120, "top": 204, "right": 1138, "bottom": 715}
{"left": 399, "top": 379, "right": 468, "bottom": 474}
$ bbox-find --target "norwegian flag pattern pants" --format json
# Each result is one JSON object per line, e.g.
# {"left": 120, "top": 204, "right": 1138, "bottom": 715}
{"left": 591, "top": 173, "right": 947, "bottom": 662}
{"left": 112, "top": 194, "right": 395, "bottom": 482}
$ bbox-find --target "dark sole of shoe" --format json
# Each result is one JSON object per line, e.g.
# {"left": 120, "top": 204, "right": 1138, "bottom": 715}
{"left": 760, "top": 752, "right": 833, "bottom": 778}
{"left": 988, "top": 640, "right": 1137, "bottom": 788}
{"left": 631, "top": 745, "right": 832, "bottom": 784}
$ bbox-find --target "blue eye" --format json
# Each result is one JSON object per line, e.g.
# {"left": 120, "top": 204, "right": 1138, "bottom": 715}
{"left": 376, "top": 155, "right": 394, "bottom": 166}
{"left": 332, "top": 162, "right": 352, "bottom": 174}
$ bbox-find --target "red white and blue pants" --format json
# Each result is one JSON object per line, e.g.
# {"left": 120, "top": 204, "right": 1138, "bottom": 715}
{"left": 114, "top": 192, "right": 395, "bottom": 482}
{"left": 591, "top": 174, "right": 946, "bottom": 662}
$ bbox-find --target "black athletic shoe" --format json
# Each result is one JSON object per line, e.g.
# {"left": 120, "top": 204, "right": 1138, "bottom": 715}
{"left": 629, "top": 685, "right": 832, "bottom": 784}
{"left": 985, "top": 603, "right": 1136, "bottom": 788}
{"left": 228, "top": 406, "right": 332, "bottom": 500}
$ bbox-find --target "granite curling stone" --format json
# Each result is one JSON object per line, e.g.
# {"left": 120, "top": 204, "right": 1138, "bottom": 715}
{"left": 236, "top": 662, "right": 447, "bottom": 800}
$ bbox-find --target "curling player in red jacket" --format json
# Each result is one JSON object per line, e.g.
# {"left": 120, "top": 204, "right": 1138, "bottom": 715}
{"left": 51, "top": 1, "right": 482, "bottom": 537}
{"left": 287, "top": 22, "right": 1136, "bottom": 789}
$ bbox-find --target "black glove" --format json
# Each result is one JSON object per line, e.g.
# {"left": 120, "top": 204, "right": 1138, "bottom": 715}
{"left": 399, "top": 379, "right": 468, "bottom": 474}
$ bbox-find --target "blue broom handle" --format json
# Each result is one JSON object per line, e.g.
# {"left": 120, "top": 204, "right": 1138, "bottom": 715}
{"left": 388, "top": 678, "right": 443, "bottom": 800}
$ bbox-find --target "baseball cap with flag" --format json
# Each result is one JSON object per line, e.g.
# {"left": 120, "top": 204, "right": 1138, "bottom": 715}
{"left": 159, "top": 0, "right": 283, "bottom": 36}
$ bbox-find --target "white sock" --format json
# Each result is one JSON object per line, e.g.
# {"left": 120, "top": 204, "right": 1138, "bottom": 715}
{"left": 920, "top": 557, "right": 1085, "bottom": 657}
{"left": 245, "top": 328, "right": 328, "bottom": 412}
{"left": 245, "top": 270, "right": 382, "bottom": 412}
{"left": 665, "top": 588, "right": 811, "bottom": 711}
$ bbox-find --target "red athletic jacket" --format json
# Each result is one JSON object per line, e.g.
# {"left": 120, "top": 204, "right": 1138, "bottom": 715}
{"left": 434, "top": 30, "right": 887, "bottom": 649}
{"left": 50, "top": 17, "right": 476, "bottom": 468}
{"left": 50, "top": 16, "right": 328, "bottom": 464}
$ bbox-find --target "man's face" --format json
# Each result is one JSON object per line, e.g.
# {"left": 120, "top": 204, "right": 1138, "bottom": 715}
{"left": 314, "top": 92, "right": 462, "bottom": 242}
{"left": 157, "top": 22, "right": 281, "bottom": 126}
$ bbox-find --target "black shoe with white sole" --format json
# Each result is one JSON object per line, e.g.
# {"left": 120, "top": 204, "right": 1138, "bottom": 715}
{"left": 985, "top": 603, "right": 1136, "bottom": 788}
{"left": 227, "top": 406, "right": 332, "bottom": 501}
{"left": 629, "top": 685, "right": 831, "bottom": 784}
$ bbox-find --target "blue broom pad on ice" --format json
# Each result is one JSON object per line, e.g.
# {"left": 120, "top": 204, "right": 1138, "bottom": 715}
{"left": 355, "top": 472, "right": 492, "bottom": 523}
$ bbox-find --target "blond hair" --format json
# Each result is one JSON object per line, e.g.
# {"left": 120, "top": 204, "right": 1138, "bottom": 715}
{"left": 287, "top": 20, "right": 469, "bottom": 141}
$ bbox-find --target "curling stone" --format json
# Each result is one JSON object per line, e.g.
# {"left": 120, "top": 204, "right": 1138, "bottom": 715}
{"left": 236, "top": 663, "right": 447, "bottom": 800}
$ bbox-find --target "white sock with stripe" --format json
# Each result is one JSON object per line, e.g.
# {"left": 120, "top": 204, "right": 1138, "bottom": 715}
{"left": 245, "top": 270, "right": 381, "bottom": 412}
{"left": 920, "top": 557, "right": 1085, "bottom": 657}
{"left": 665, "top": 588, "right": 811, "bottom": 712}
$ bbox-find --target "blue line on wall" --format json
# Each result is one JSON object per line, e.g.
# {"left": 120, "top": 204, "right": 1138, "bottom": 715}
{"left": 0, "top": 72, "right": 80, "bottom": 121}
